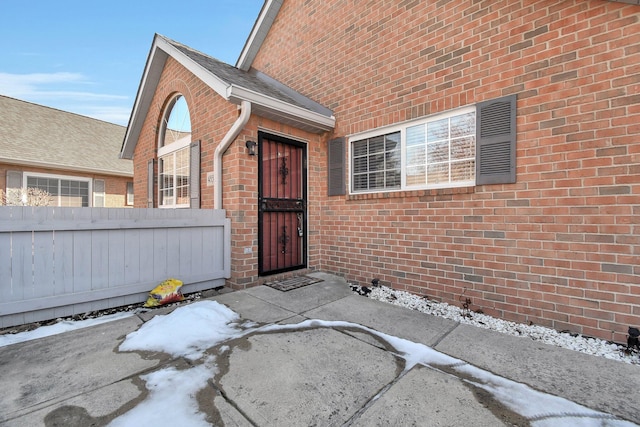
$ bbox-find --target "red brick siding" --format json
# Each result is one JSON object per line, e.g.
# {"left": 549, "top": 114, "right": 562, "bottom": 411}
{"left": 221, "top": 116, "right": 326, "bottom": 288}
{"left": 131, "top": 58, "right": 325, "bottom": 288}
{"left": 249, "top": 0, "right": 640, "bottom": 341}
{"left": 132, "top": 56, "right": 243, "bottom": 210}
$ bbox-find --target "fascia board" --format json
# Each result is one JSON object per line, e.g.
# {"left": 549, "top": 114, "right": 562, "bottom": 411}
{"left": 228, "top": 85, "right": 335, "bottom": 131}
{"left": 0, "top": 157, "right": 133, "bottom": 178}
{"left": 155, "top": 37, "right": 231, "bottom": 99}
{"left": 236, "top": 0, "right": 283, "bottom": 71}
{"left": 120, "top": 40, "right": 168, "bottom": 159}
{"left": 120, "top": 36, "right": 233, "bottom": 160}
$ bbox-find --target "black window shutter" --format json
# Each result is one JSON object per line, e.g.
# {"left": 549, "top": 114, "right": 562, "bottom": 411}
{"left": 328, "top": 137, "right": 346, "bottom": 196}
{"left": 147, "top": 158, "right": 154, "bottom": 208}
{"left": 190, "top": 140, "right": 201, "bottom": 208}
{"left": 476, "top": 94, "right": 517, "bottom": 185}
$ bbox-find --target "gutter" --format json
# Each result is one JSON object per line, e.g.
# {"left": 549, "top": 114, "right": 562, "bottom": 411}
{"left": 227, "top": 84, "right": 335, "bottom": 132}
{"left": 0, "top": 157, "right": 133, "bottom": 178}
{"left": 214, "top": 100, "right": 252, "bottom": 209}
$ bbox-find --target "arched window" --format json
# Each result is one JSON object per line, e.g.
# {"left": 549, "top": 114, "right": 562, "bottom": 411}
{"left": 157, "top": 95, "right": 193, "bottom": 208}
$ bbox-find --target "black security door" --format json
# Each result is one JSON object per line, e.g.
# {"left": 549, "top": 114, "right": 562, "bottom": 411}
{"left": 258, "top": 132, "right": 307, "bottom": 275}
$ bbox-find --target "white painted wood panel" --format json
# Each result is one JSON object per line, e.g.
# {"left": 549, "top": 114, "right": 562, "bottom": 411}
{"left": 0, "top": 207, "right": 231, "bottom": 328}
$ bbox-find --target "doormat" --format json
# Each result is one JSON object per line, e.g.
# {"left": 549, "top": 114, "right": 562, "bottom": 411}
{"left": 265, "top": 275, "right": 323, "bottom": 292}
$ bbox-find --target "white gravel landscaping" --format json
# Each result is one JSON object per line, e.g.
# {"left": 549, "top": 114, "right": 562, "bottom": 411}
{"left": 2, "top": 281, "right": 638, "bottom": 367}
{"left": 350, "top": 283, "right": 640, "bottom": 366}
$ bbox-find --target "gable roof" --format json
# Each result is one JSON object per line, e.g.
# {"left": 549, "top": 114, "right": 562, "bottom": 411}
{"left": 120, "top": 33, "right": 334, "bottom": 159}
{"left": 0, "top": 95, "right": 132, "bottom": 177}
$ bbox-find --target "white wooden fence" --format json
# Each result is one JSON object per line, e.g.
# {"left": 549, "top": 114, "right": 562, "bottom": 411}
{"left": 0, "top": 207, "right": 231, "bottom": 328}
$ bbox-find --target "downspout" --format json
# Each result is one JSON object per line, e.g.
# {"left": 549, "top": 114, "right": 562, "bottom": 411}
{"left": 214, "top": 100, "right": 252, "bottom": 209}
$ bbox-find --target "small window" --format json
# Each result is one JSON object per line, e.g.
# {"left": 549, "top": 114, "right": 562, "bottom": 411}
{"left": 94, "top": 179, "right": 105, "bottom": 207}
{"left": 405, "top": 111, "right": 476, "bottom": 188}
{"left": 126, "top": 182, "right": 134, "bottom": 206}
{"left": 352, "top": 132, "right": 401, "bottom": 192}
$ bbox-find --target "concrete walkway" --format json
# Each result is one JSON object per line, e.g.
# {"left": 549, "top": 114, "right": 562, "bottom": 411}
{"left": 1, "top": 272, "right": 638, "bottom": 426}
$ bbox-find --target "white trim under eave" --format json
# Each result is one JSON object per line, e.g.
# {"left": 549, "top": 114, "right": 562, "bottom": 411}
{"left": 0, "top": 157, "right": 133, "bottom": 178}
{"left": 120, "top": 37, "right": 168, "bottom": 160}
{"left": 155, "top": 35, "right": 335, "bottom": 134}
{"left": 236, "top": 0, "right": 284, "bottom": 71}
{"left": 228, "top": 85, "right": 335, "bottom": 132}
{"left": 155, "top": 37, "right": 231, "bottom": 98}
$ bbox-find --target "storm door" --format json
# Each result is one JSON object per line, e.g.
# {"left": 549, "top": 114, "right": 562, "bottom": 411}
{"left": 258, "top": 132, "right": 307, "bottom": 275}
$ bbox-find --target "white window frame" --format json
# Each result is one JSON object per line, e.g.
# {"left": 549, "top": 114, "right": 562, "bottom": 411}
{"left": 348, "top": 105, "right": 476, "bottom": 194}
{"left": 126, "top": 181, "right": 134, "bottom": 206}
{"left": 158, "top": 135, "right": 191, "bottom": 209}
{"left": 23, "top": 172, "right": 93, "bottom": 207}
{"left": 93, "top": 179, "right": 105, "bottom": 207}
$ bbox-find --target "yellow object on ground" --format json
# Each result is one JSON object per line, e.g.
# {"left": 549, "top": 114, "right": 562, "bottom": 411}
{"left": 144, "top": 278, "right": 185, "bottom": 307}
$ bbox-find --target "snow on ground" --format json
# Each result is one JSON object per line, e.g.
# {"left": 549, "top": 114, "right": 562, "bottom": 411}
{"left": 0, "top": 298, "right": 637, "bottom": 426}
{"left": 351, "top": 283, "right": 640, "bottom": 365}
{"left": 0, "top": 311, "right": 135, "bottom": 347}
{"left": 108, "top": 363, "right": 213, "bottom": 427}
{"left": 119, "top": 300, "right": 248, "bottom": 360}
{"left": 110, "top": 302, "right": 637, "bottom": 427}
{"left": 3, "top": 283, "right": 637, "bottom": 366}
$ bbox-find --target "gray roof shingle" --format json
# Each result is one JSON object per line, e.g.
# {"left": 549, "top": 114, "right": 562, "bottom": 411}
{"left": 163, "top": 36, "right": 333, "bottom": 117}
{"left": 0, "top": 95, "right": 132, "bottom": 176}
{"left": 121, "top": 34, "right": 335, "bottom": 159}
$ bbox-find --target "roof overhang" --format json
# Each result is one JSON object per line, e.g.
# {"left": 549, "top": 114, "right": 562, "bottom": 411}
{"left": 121, "top": 31, "right": 333, "bottom": 159}
{"left": 0, "top": 157, "right": 133, "bottom": 178}
{"left": 227, "top": 84, "right": 335, "bottom": 133}
{"left": 236, "top": 0, "right": 283, "bottom": 71}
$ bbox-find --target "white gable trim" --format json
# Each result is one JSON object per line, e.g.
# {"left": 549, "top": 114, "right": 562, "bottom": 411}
{"left": 120, "top": 35, "right": 167, "bottom": 159}
{"left": 121, "top": 31, "right": 334, "bottom": 159}
{"left": 236, "top": 0, "right": 284, "bottom": 71}
{"left": 156, "top": 37, "right": 230, "bottom": 97}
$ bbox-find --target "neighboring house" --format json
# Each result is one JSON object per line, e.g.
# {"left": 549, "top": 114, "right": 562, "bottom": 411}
{"left": 121, "top": 0, "right": 640, "bottom": 342}
{"left": 1, "top": 95, "right": 133, "bottom": 207}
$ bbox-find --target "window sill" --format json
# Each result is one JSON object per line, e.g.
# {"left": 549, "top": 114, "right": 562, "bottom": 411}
{"left": 347, "top": 186, "right": 475, "bottom": 201}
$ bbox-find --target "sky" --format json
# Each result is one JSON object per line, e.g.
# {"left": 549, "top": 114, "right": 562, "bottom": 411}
{"left": 0, "top": 0, "right": 264, "bottom": 126}
{"left": 1, "top": 300, "right": 635, "bottom": 426}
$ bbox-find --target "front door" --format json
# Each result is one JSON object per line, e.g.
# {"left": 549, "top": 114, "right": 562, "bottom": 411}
{"left": 258, "top": 132, "right": 307, "bottom": 275}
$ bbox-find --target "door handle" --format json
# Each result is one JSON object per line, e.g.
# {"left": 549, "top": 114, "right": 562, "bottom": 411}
{"left": 297, "top": 213, "right": 303, "bottom": 237}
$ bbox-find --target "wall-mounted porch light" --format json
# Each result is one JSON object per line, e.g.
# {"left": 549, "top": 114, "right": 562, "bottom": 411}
{"left": 245, "top": 140, "right": 257, "bottom": 156}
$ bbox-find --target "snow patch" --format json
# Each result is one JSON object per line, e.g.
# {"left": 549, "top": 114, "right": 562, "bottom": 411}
{"left": 0, "top": 311, "right": 135, "bottom": 348}
{"left": 119, "top": 300, "right": 244, "bottom": 360}
{"left": 108, "top": 364, "right": 213, "bottom": 427}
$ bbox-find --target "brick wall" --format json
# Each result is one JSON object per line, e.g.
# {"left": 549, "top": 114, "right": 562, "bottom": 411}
{"left": 250, "top": 0, "right": 640, "bottom": 341}
{"left": 221, "top": 116, "right": 325, "bottom": 288}
{"left": 131, "top": 58, "right": 326, "bottom": 288}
